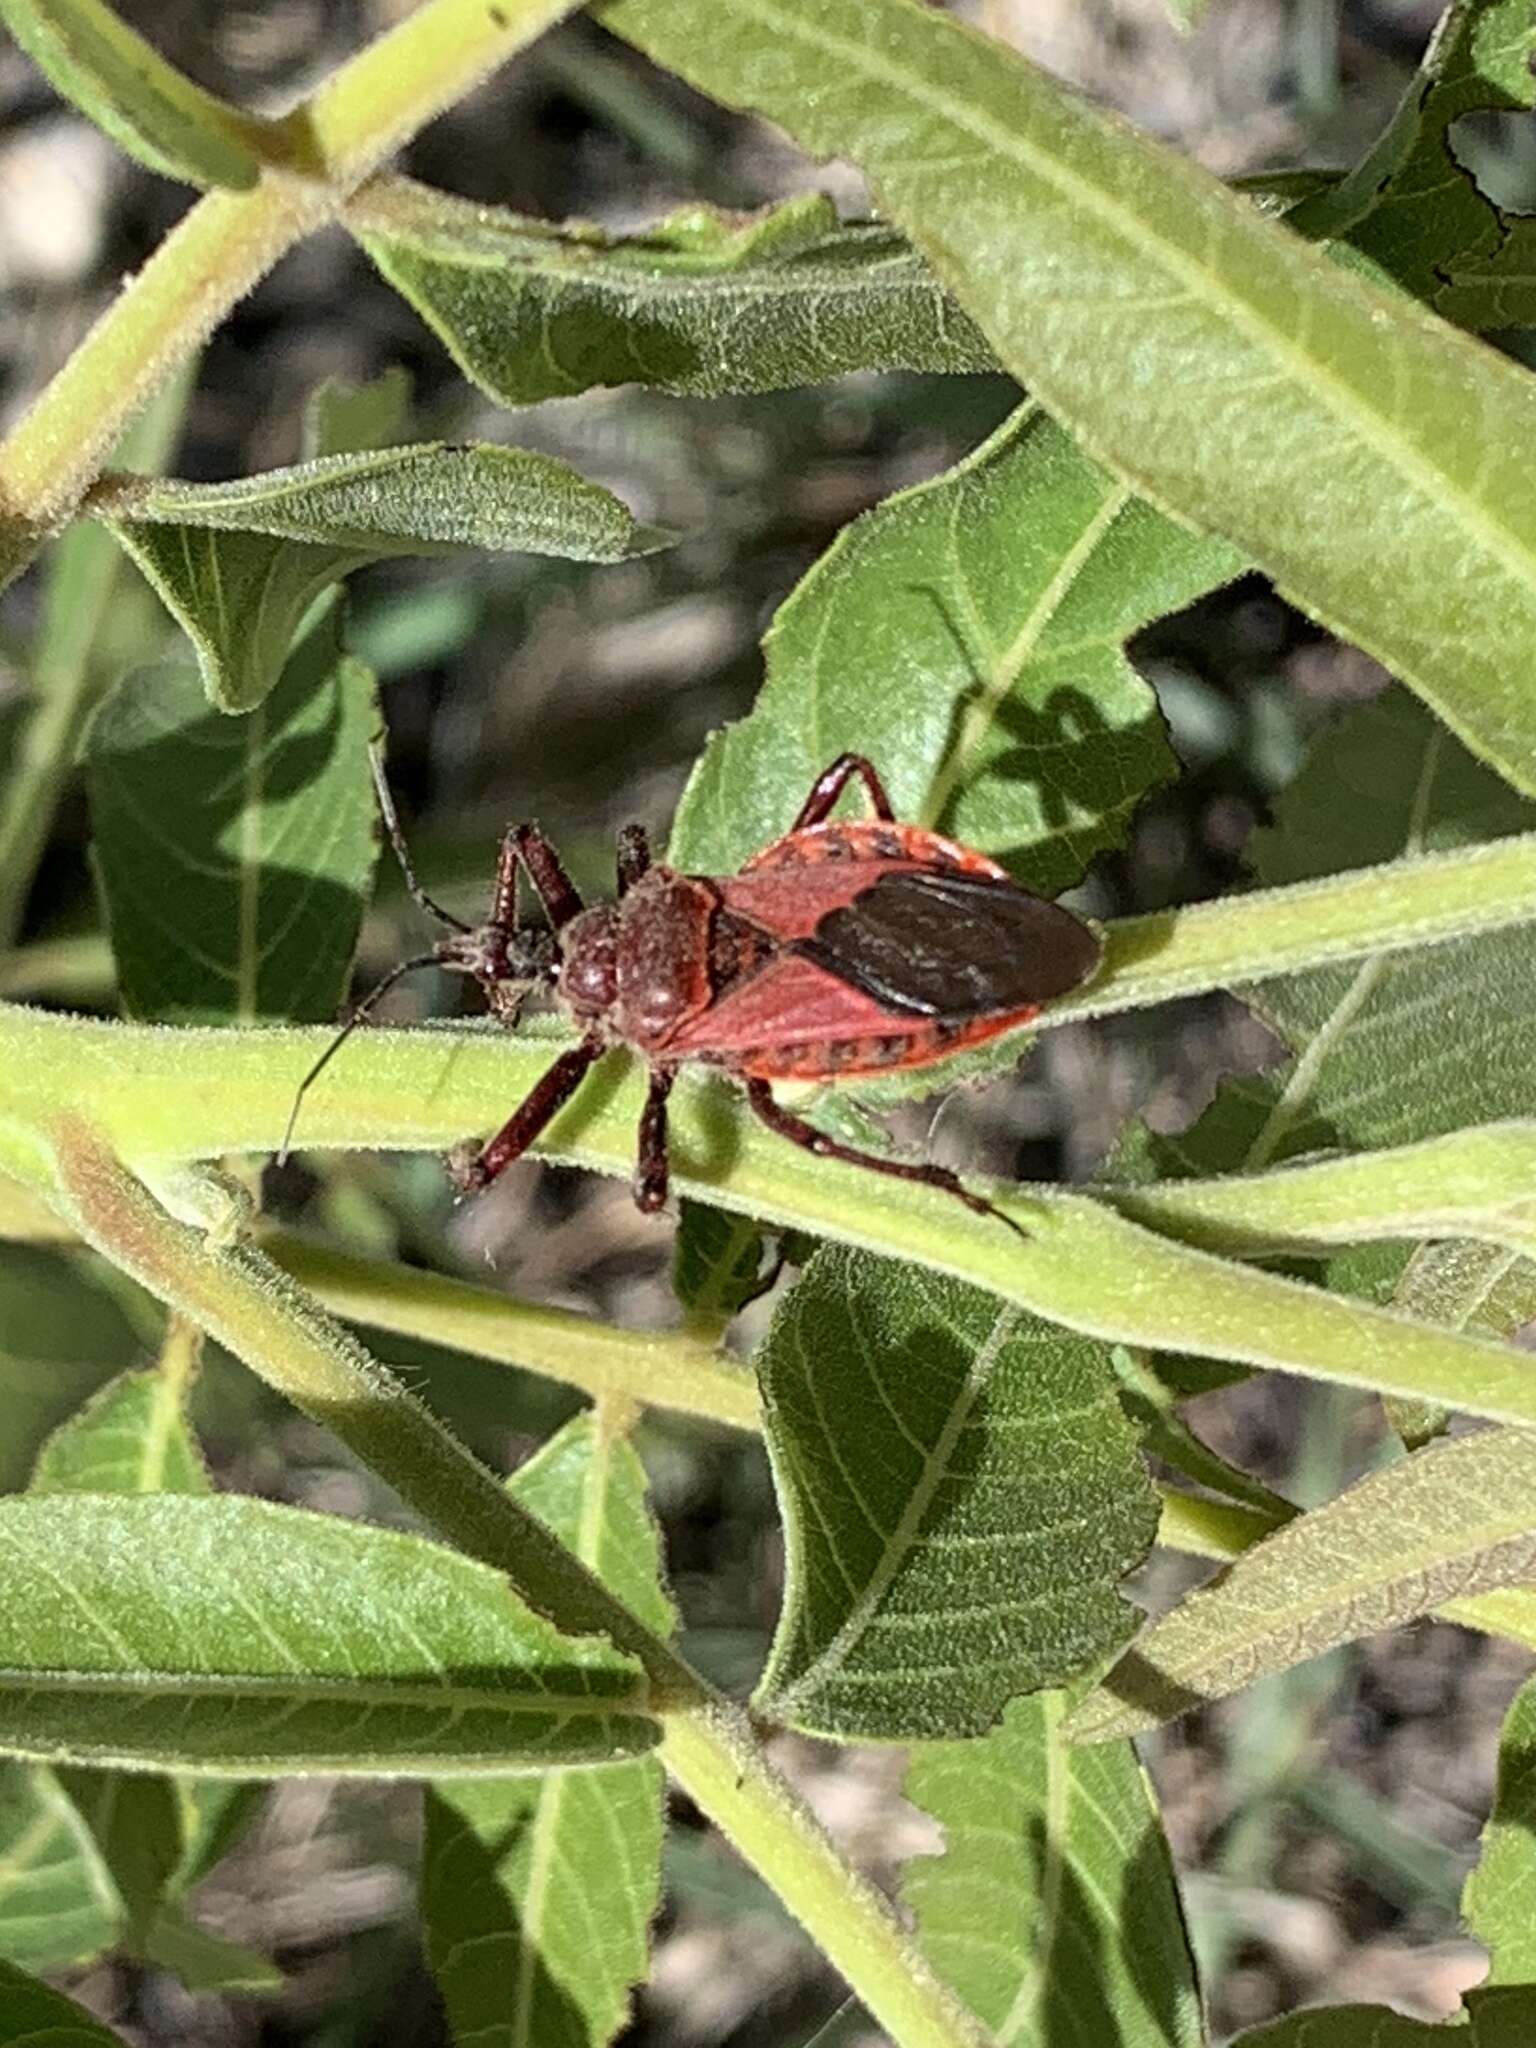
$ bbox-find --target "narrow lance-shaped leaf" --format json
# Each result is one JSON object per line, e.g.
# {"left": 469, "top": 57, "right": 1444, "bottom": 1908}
{"left": 0, "top": 1764, "right": 121, "bottom": 1971}
{"left": 670, "top": 400, "right": 1237, "bottom": 889}
{"left": 753, "top": 1245, "right": 1158, "bottom": 1741}
{"left": 424, "top": 1412, "right": 671, "bottom": 2048}
{"left": 94, "top": 441, "right": 668, "bottom": 712}
{"left": 0, "top": 1493, "right": 656, "bottom": 1776}
{"left": 608, "top": 0, "right": 1536, "bottom": 797}
{"left": 1066, "top": 1425, "right": 1536, "bottom": 1744}
{"left": 352, "top": 179, "right": 994, "bottom": 401}
{"left": 904, "top": 1693, "right": 1201, "bottom": 2047}
{"left": 86, "top": 600, "right": 377, "bottom": 1024}
{"left": 0, "top": 0, "right": 267, "bottom": 189}
{"left": 1463, "top": 1671, "right": 1536, "bottom": 1985}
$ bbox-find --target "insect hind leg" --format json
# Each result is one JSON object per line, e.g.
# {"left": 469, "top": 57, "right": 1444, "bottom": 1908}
{"left": 743, "top": 1078, "right": 1027, "bottom": 1241}
{"left": 792, "top": 753, "right": 896, "bottom": 830}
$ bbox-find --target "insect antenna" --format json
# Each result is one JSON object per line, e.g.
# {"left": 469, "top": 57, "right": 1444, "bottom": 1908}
{"left": 369, "top": 742, "right": 470, "bottom": 935}
{"left": 276, "top": 950, "right": 443, "bottom": 1166}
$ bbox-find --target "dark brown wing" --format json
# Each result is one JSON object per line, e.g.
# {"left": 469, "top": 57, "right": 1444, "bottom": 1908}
{"left": 796, "top": 868, "right": 1102, "bottom": 1020}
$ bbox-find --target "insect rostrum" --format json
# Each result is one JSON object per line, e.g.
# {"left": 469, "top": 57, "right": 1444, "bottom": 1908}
{"left": 285, "top": 752, "right": 1103, "bottom": 1229}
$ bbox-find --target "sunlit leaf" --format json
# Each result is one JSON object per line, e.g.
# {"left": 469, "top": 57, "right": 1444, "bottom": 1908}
{"left": 609, "top": 0, "right": 1536, "bottom": 796}
{"left": 753, "top": 1245, "right": 1157, "bottom": 1740}
{"left": 904, "top": 1693, "right": 1200, "bottom": 2045}
{"left": 86, "top": 602, "right": 377, "bottom": 1023}
{"left": 1066, "top": 1425, "right": 1536, "bottom": 1743}
{"left": 0, "top": 1493, "right": 655, "bottom": 1775}
{"left": 96, "top": 441, "right": 666, "bottom": 710}
{"left": 353, "top": 179, "right": 994, "bottom": 401}
{"left": 0, "top": 1955, "right": 130, "bottom": 2045}
{"left": 31, "top": 1363, "right": 208, "bottom": 1497}
{"left": 1463, "top": 1670, "right": 1536, "bottom": 1982}
{"left": 670, "top": 400, "right": 1236, "bottom": 890}
{"left": 423, "top": 1413, "right": 669, "bottom": 2048}
{"left": 0, "top": 0, "right": 264, "bottom": 189}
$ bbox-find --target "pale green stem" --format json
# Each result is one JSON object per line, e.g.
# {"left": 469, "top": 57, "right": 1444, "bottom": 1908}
{"left": 46, "top": 1124, "right": 982, "bottom": 2048}
{"left": 266, "top": 1231, "right": 763, "bottom": 1431}
{"left": 0, "top": 0, "right": 581, "bottom": 534}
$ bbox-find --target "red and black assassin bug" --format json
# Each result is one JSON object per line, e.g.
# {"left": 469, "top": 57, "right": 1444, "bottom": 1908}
{"left": 281, "top": 752, "right": 1103, "bottom": 1231}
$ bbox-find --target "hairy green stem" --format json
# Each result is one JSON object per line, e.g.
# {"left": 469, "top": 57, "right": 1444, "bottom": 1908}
{"left": 266, "top": 1231, "right": 763, "bottom": 1430}
{"left": 46, "top": 1126, "right": 982, "bottom": 2048}
{"left": 0, "top": 0, "right": 580, "bottom": 534}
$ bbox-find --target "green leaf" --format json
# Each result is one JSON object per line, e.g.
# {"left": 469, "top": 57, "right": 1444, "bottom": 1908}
{"left": 52, "top": 1771, "right": 181, "bottom": 1952}
{"left": 31, "top": 1364, "right": 209, "bottom": 1497}
{"left": 1287, "top": 0, "right": 1536, "bottom": 325}
{"left": 669, "top": 400, "right": 1237, "bottom": 889}
{"left": 140, "top": 1903, "right": 282, "bottom": 1991}
{"left": 1246, "top": 690, "right": 1536, "bottom": 1151}
{"left": 0, "top": 1248, "right": 144, "bottom": 1494}
{"left": 904, "top": 1693, "right": 1200, "bottom": 2046}
{"left": 0, "top": 1764, "right": 121, "bottom": 1971}
{"left": 0, "top": 0, "right": 266, "bottom": 190}
{"left": 1465, "top": 1671, "right": 1536, "bottom": 1982}
{"left": 423, "top": 1412, "right": 669, "bottom": 2048}
{"left": 95, "top": 441, "right": 666, "bottom": 711}
{"left": 0, "top": 1955, "right": 130, "bottom": 2045}
{"left": 85, "top": 603, "right": 377, "bottom": 1024}
{"left": 353, "top": 179, "right": 994, "bottom": 401}
{"left": 303, "top": 366, "right": 413, "bottom": 460}
{"left": 1385, "top": 1237, "right": 1536, "bottom": 1449}
{"left": 1230, "top": 1986, "right": 1536, "bottom": 2046}
{"left": 608, "top": 0, "right": 1536, "bottom": 797}
{"left": 0, "top": 1493, "right": 655, "bottom": 1775}
{"left": 672, "top": 1200, "right": 772, "bottom": 1328}
{"left": 1066, "top": 1424, "right": 1536, "bottom": 1744}
{"left": 753, "top": 1246, "right": 1158, "bottom": 1740}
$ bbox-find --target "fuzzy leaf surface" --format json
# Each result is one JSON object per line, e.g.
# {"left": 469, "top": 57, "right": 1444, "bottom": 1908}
{"left": 904, "top": 1693, "right": 1199, "bottom": 2046}
{"left": 1067, "top": 1426, "right": 1536, "bottom": 1743}
{"left": 671, "top": 1201, "right": 771, "bottom": 1327}
{"left": 0, "top": 1249, "right": 142, "bottom": 1494}
{"left": 31, "top": 1366, "right": 208, "bottom": 1498}
{"left": 86, "top": 606, "right": 376, "bottom": 1024}
{"left": 98, "top": 442, "right": 662, "bottom": 710}
{"left": 609, "top": 0, "right": 1536, "bottom": 795}
{"left": 0, "top": 1494, "right": 655, "bottom": 1775}
{"left": 423, "top": 1413, "right": 669, "bottom": 2048}
{"left": 754, "top": 1245, "right": 1157, "bottom": 1740}
{"left": 1230, "top": 1988, "right": 1536, "bottom": 2046}
{"left": 355, "top": 181, "right": 994, "bottom": 400}
{"left": 670, "top": 401, "right": 1236, "bottom": 891}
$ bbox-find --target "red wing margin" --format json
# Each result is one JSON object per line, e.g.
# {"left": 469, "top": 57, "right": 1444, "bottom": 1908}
{"left": 799, "top": 869, "right": 1103, "bottom": 1020}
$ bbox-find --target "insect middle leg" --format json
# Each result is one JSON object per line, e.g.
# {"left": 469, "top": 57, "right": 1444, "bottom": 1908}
{"left": 634, "top": 1067, "right": 674, "bottom": 1213}
{"left": 743, "top": 1077, "right": 1026, "bottom": 1239}
{"left": 452, "top": 1034, "right": 603, "bottom": 1192}
{"left": 792, "top": 752, "right": 896, "bottom": 831}
{"left": 490, "top": 824, "right": 587, "bottom": 931}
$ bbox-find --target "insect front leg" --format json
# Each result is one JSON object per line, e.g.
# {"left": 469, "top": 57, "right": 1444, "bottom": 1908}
{"left": 634, "top": 1067, "right": 674, "bottom": 1213}
{"left": 616, "top": 823, "right": 651, "bottom": 897}
{"left": 451, "top": 1034, "right": 603, "bottom": 1192}
{"left": 743, "top": 1077, "right": 1027, "bottom": 1241}
{"left": 490, "top": 823, "right": 586, "bottom": 931}
{"left": 792, "top": 752, "right": 896, "bottom": 830}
